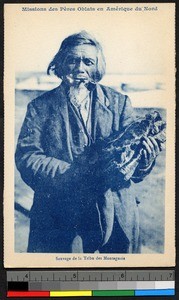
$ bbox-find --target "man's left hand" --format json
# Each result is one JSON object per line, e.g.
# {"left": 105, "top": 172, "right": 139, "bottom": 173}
{"left": 140, "top": 136, "right": 161, "bottom": 169}
{"left": 140, "top": 136, "right": 162, "bottom": 169}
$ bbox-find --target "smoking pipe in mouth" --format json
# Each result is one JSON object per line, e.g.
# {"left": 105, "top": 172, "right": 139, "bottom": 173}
{"left": 65, "top": 75, "right": 87, "bottom": 84}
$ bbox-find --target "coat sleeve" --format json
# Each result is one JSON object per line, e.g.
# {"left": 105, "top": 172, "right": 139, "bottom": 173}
{"left": 15, "top": 99, "right": 88, "bottom": 193}
{"left": 120, "top": 96, "right": 155, "bottom": 183}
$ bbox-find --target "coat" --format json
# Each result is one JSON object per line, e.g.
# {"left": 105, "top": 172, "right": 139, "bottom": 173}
{"left": 15, "top": 82, "right": 152, "bottom": 253}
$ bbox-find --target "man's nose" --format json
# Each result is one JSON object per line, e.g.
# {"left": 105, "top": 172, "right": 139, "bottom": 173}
{"left": 76, "top": 60, "right": 85, "bottom": 72}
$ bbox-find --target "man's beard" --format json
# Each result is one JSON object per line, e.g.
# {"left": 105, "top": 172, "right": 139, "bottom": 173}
{"left": 68, "top": 81, "right": 90, "bottom": 107}
{"left": 65, "top": 74, "right": 94, "bottom": 106}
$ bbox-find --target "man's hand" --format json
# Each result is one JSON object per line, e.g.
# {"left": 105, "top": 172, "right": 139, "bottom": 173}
{"left": 140, "top": 136, "right": 161, "bottom": 169}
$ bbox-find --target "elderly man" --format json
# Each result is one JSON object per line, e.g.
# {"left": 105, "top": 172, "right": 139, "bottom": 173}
{"left": 15, "top": 31, "right": 160, "bottom": 253}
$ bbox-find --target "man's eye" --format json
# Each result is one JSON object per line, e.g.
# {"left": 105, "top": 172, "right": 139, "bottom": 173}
{"left": 83, "top": 59, "right": 94, "bottom": 66}
{"left": 66, "top": 57, "right": 76, "bottom": 64}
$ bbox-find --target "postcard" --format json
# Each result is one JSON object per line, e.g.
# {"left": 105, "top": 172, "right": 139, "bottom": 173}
{"left": 4, "top": 3, "right": 175, "bottom": 267}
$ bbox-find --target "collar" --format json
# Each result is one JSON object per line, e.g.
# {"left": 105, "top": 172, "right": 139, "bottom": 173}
{"left": 58, "top": 81, "right": 110, "bottom": 108}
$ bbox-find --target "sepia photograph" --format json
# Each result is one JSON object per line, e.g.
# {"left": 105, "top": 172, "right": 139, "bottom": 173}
{"left": 4, "top": 3, "right": 175, "bottom": 267}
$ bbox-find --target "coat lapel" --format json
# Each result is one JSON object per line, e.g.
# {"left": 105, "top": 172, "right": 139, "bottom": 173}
{"left": 50, "top": 83, "right": 75, "bottom": 162}
{"left": 92, "top": 84, "right": 113, "bottom": 141}
{"left": 52, "top": 83, "right": 113, "bottom": 158}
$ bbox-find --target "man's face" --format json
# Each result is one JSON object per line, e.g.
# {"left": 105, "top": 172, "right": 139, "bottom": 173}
{"left": 62, "top": 44, "right": 98, "bottom": 86}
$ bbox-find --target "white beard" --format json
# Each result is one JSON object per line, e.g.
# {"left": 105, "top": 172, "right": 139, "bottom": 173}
{"left": 69, "top": 82, "right": 90, "bottom": 107}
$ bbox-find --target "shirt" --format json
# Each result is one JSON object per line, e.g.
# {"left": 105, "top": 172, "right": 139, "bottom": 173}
{"left": 69, "top": 87, "right": 93, "bottom": 145}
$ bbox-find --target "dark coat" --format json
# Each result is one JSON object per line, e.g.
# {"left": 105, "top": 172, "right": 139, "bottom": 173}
{"left": 15, "top": 82, "right": 151, "bottom": 253}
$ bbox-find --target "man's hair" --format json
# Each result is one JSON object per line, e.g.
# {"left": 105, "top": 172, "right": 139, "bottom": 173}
{"left": 47, "top": 30, "right": 106, "bottom": 82}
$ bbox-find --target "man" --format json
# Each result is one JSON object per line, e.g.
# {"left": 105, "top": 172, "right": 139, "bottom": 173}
{"left": 15, "top": 31, "right": 160, "bottom": 253}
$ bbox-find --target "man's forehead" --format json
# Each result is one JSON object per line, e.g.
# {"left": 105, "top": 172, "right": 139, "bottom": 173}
{"left": 67, "top": 44, "right": 97, "bottom": 57}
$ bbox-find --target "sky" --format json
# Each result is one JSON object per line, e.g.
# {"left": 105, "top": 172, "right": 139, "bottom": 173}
{"left": 5, "top": 3, "right": 175, "bottom": 75}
